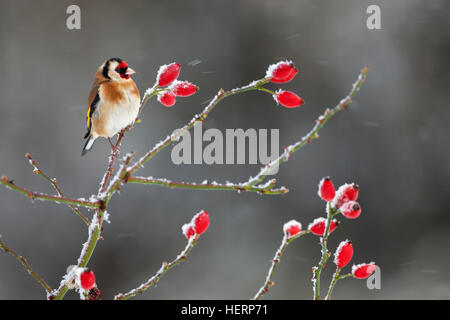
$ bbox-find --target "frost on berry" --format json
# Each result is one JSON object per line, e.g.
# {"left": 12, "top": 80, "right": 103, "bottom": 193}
{"left": 170, "top": 81, "right": 198, "bottom": 97}
{"left": 283, "top": 220, "right": 302, "bottom": 238}
{"left": 79, "top": 269, "right": 96, "bottom": 291}
{"left": 182, "top": 210, "right": 210, "bottom": 239}
{"left": 334, "top": 240, "right": 353, "bottom": 269}
{"left": 157, "top": 62, "right": 181, "bottom": 86}
{"left": 318, "top": 177, "right": 335, "bottom": 202}
{"left": 182, "top": 223, "right": 195, "bottom": 239}
{"left": 266, "top": 61, "right": 298, "bottom": 83}
{"left": 275, "top": 90, "right": 304, "bottom": 108}
{"left": 332, "top": 183, "right": 359, "bottom": 209}
{"left": 340, "top": 201, "right": 362, "bottom": 219}
{"left": 352, "top": 263, "right": 376, "bottom": 279}
{"left": 158, "top": 91, "right": 176, "bottom": 107}
{"left": 308, "top": 217, "right": 339, "bottom": 236}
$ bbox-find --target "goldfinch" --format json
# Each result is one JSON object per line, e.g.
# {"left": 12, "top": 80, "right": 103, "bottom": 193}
{"left": 82, "top": 58, "right": 140, "bottom": 156}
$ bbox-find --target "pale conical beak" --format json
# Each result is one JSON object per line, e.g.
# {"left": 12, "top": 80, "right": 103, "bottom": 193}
{"left": 126, "top": 68, "right": 136, "bottom": 75}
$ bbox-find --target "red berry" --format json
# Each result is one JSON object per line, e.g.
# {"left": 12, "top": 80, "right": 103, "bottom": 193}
{"left": 332, "top": 183, "right": 359, "bottom": 209}
{"left": 192, "top": 210, "right": 210, "bottom": 235}
{"left": 318, "top": 177, "right": 335, "bottom": 202}
{"left": 283, "top": 220, "right": 302, "bottom": 238}
{"left": 334, "top": 240, "right": 353, "bottom": 269}
{"left": 352, "top": 263, "right": 376, "bottom": 279}
{"left": 275, "top": 90, "right": 304, "bottom": 108}
{"left": 158, "top": 91, "right": 176, "bottom": 107}
{"left": 88, "top": 287, "right": 101, "bottom": 300}
{"left": 80, "top": 269, "right": 96, "bottom": 291}
{"left": 267, "top": 61, "right": 298, "bottom": 83}
{"left": 308, "top": 217, "right": 339, "bottom": 236}
{"left": 182, "top": 223, "right": 195, "bottom": 239}
{"left": 170, "top": 81, "right": 198, "bottom": 97}
{"left": 157, "top": 62, "right": 181, "bottom": 86}
{"left": 271, "top": 68, "right": 298, "bottom": 83}
{"left": 340, "top": 201, "right": 361, "bottom": 219}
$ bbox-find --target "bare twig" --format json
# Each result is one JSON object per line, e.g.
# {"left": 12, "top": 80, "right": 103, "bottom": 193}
{"left": 253, "top": 230, "right": 310, "bottom": 300}
{"left": 325, "top": 271, "right": 352, "bottom": 300}
{"left": 312, "top": 202, "right": 340, "bottom": 299}
{"left": 245, "top": 67, "right": 369, "bottom": 188}
{"left": 114, "top": 236, "right": 198, "bottom": 300}
{"left": 127, "top": 176, "right": 288, "bottom": 195}
{"left": 25, "top": 153, "right": 90, "bottom": 226}
{"left": 0, "top": 235, "right": 52, "bottom": 293}
{"left": 0, "top": 175, "right": 100, "bottom": 209}
{"left": 49, "top": 153, "right": 135, "bottom": 300}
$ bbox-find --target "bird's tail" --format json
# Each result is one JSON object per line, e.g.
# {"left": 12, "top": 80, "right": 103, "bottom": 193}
{"left": 81, "top": 135, "right": 96, "bottom": 156}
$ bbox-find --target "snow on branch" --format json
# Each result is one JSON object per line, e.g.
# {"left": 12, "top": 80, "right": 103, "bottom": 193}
{"left": 0, "top": 61, "right": 370, "bottom": 300}
{"left": 114, "top": 236, "right": 198, "bottom": 300}
{"left": 25, "top": 153, "right": 90, "bottom": 225}
{"left": 0, "top": 235, "right": 52, "bottom": 294}
{"left": 253, "top": 230, "right": 310, "bottom": 300}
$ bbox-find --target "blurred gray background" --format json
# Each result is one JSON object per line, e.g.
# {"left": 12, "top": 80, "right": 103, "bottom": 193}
{"left": 0, "top": 0, "right": 449, "bottom": 299}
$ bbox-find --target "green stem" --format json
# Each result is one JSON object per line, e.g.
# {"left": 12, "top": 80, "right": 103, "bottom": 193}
{"left": 25, "top": 154, "right": 90, "bottom": 226}
{"left": 326, "top": 267, "right": 341, "bottom": 300}
{"left": 247, "top": 67, "right": 369, "bottom": 188}
{"left": 114, "top": 237, "right": 199, "bottom": 300}
{"left": 313, "top": 202, "right": 338, "bottom": 300}
{"left": 0, "top": 237, "right": 52, "bottom": 293}
{"left": 326, "top": 272, "right": 352, "bottom": 300}
{"left": 128, "top": 176, "right": 288, "bottom": 195}
{"left": 254, "top": 230, "right": 310, "bottom": 300}
{"left": 0, "top": 176, "right": 100, "bottom": 209}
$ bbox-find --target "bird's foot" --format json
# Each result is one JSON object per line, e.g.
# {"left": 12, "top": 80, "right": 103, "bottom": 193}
{"left": 108, "top": 137, "right": 120, "bottom": 155}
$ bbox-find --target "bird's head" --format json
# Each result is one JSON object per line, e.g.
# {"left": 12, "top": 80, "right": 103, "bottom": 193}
{"left": 102, "top": 58, "right": 136, "bottom": 81}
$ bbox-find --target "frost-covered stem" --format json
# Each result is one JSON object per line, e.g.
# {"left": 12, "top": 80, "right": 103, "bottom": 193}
{"left": 50, "top": 154, "right": 134, "bottom": 300}
{"left": 325, "top": 267, "right": 341, "bottom": 300}
{"left": 313, "top": 202, "right": 338, "bottom": 300}
{"left": 326, "top": 272, "right": 352, "bottom": 300}
{"left": 246, "top": 67, "right": 369, "bottom": 188}
{"left": 0, "top": 236, "right": 52, "bottom": 293}
{"left": 128, "top": 176, "right": 288, "bottom": 195}
{"left": 253, "top": 230, "right": 310, "bottom": 300}
{"left": 98, "top": 130, "right": 126, "bottom": 194}
{"left": 25, "top": 154, "right": 89, "bottom": 226}
{"left": 114, "top": 236, "right": 199, "bottom": 300}
{"left": 0, "top": 175, "right": 100, "bottom": 209}
{"left": 126, "top": 77, "right": 272, "bottom": 175}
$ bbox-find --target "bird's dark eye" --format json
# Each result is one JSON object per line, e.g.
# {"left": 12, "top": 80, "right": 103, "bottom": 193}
{"left": 115, "top": 61, "right": 128, "bottom": 74}
{"left": 115, "top": 67, "right": 127, "bottom": 74}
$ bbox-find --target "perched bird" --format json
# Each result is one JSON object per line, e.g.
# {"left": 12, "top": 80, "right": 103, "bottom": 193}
{"left": 82, "top": 58, "right": 140, "bottom": 156}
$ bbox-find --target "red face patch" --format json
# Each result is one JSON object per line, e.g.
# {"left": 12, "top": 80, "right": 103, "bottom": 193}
{"left": 118, "top": 61, "right": 128, "bottom": 69}
{"left": 115, "top": 61, "right": 130, "bottom": 79}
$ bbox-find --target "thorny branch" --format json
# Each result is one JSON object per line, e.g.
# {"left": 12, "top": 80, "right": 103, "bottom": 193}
{"left": 253, "top": 230, "right": 310, "bottom": 300}
{"left": 114, "top": 236, "right": 199, "bottom": 300}
{"left": 25, "top": 153, "right": 90, "bottom": 226}
{"left": 0, "top": 235, "right": 52, "bottom": 294}
{"left": 0, "top": 66, "right": 369, "bottom": 300}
